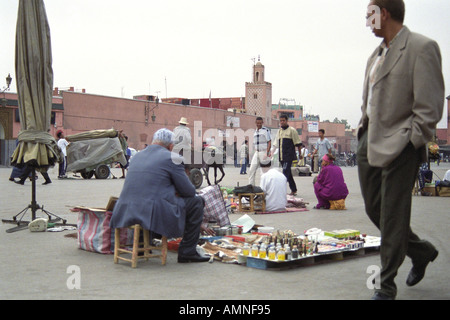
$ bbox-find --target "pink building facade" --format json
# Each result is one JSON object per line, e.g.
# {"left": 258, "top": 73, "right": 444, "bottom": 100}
{"left": 0, "top": 91, "right": 64, "bottom": 165}
{"left": 60, "top": 91, "right": 270, "bottom": 152}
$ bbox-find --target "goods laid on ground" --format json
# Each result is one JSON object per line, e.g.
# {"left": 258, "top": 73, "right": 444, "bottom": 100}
{"left": 71, "top": 204, "right": 379, "bottom": 271}
{"left": 71, "top": 191, "right": 376, "bottom": 272}
{"left": 168, "top": 215, "right": 380, "bottom": 270}
{"left": 196, "top": 227, "right": 379, "bottom": 269}
{"left": 323, "top": 229, "right": 360, "bottom": 239}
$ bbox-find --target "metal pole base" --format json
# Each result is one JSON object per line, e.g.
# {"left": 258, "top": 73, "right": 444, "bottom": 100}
{"left": 2, "top": 203, "right": 74, "bottom": 233}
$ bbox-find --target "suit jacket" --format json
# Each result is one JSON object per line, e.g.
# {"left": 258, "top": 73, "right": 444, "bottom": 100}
{"left": 110, "top": 144, "right": 196, "bottom": 238}
{"left": 357, "top": 26, "right": 444, "bottom": 167}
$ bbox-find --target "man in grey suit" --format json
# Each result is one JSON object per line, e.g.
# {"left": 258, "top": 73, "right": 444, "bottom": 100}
{"left": 357, "top": 0, "right": 444, "bottom": 299}
{"left": 111, "top": 128, "right": 208, "bottom": 263}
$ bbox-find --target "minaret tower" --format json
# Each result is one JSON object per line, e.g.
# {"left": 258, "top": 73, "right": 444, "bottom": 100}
{"left": 245, "top": 56, "right": 273, "bottom": 125}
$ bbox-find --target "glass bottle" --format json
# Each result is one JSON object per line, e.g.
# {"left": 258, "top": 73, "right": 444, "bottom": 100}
{"left": 259, "top": 243, "right": 267, "bottom": 259}
{"left": 284, "top": 244, "right": 291, "bottom": 261}
{"left": 268, "top": 246, "right": 276, "bottom": 260}
{"left": 277, "top": 247, "right": 286, "bottom": 261}
{"left": 292, "top": 245, "right": 299, "bottom": 259}
{"left": 276, "top": 243, "right": 282, "bottom": 252}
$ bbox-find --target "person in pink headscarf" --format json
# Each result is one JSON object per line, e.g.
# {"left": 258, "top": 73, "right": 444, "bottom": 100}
{"left": 313, "top": 154, "right": 349, "bottom": 209}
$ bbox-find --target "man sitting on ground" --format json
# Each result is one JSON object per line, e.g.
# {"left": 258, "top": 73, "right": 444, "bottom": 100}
{"left": 260, "top": 161, "right": 287, "bottom": 212}
{"left": 110, "top": 128, "right": 208, "bottom": 263}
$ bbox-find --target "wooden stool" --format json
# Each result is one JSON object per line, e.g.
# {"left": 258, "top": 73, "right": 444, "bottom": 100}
{"left": 114, "top": 224, "right": 168, "bottom": 268}
{"left": 238, "top": 193, "right": 266, "bottom": 212}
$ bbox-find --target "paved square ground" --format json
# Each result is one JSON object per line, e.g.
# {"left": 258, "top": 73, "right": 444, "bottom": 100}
{"left": 1, "top": 162, "right": 449, "bottom": 300}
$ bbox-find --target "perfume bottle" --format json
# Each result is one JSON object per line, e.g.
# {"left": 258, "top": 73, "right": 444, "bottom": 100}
{"left": 292, "top": 245, "right": 299, "bottom": 259}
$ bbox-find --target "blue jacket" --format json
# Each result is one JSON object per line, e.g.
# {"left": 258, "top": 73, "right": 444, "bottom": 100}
{"left": 110, "top": 144, "right": 196, "bottom": 238}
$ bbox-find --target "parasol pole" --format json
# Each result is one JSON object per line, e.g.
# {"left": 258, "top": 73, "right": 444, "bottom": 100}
{"left": 2, "top": 0, "right": 76, "bottom": 233}
{"left": 31, "top": 169, "right": 37, "bottom": 221}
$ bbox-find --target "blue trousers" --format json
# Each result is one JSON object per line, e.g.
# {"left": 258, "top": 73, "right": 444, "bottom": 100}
{"left": 59, "top": 156, "right": 67, "bottom": 177}
{"left": 240, "top": 158, "right": 248, "bottom": 174}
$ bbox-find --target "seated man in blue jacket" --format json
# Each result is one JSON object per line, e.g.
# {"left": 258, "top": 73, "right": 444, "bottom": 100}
{"left": 111, "top": 128, "right": 208, "bottom": 263}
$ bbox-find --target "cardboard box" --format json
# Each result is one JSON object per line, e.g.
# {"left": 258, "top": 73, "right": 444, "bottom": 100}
{"left": 422, "top": 186, "right": 437, "bottom": 196}
{"left": 106, "top": 196, "right": 118, "bottom": 211}
{"left": 324, "top": 229, "right": 360, "bottom": 239}
{"left": 437, "top": 186, "right": 450, "bottom": 197}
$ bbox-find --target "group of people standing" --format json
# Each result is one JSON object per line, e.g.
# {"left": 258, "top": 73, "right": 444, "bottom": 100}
{"left": 246, "top": 115, "right": 349, "bottom": 212}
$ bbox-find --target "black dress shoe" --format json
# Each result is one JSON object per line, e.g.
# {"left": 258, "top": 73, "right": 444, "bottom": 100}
{"left": 14, "top": 180, "right": 25, "bottom": 185}
{"left": 371, "top": 292, "right": 395, "bottom": 300}
{"left": 406, "top": 250, "right": 439, "bottom": 287}
{"left": 177, "top": 254, "right": 210, "bottom": 263}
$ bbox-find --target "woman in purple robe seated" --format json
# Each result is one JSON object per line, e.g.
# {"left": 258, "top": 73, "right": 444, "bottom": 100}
{"left": 314, "top": 154, "right": 349, "bottom": 209}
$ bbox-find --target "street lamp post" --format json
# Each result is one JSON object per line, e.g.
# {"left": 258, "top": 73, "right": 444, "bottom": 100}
{"left": 1, "top": 73, "right": 12, "bottom": 107}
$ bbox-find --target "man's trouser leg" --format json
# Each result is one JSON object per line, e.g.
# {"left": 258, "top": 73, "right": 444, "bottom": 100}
{"left": 19, "top": 166, "right": 33, "bottom": 183}
{"left": 249, "top": 151, "right": 269, "bottom": 185}
{"left": 178, "top": 196, "right": 204, "bottom": 256}
{"left": 248, "top": 152, "right": 260, "bottom": 186}
{"left": 41, "top": 171, "right": 51, "bottom": 183}
{"left": 281, "top": 160, "right": 296, "bottom": 193}
{"left": 59, "top": 160, "right": 64, "bottom": 177}
{"left": 357, "top": 131, "right": 436, "bottom": 297}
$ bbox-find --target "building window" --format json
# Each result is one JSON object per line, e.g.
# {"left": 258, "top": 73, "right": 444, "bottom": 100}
{"left": 253, "top": 93, "right": 258, "bottom": 99}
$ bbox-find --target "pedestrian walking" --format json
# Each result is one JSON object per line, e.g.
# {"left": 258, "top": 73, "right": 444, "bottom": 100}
{"left": 248, "top": 117, "right": 271, "bottom": 185}
{"left": 270, "top": 115, "right": 302, "bottom": 196}
{"left": 357, "top": 0, "right": 444, "bottom": 300}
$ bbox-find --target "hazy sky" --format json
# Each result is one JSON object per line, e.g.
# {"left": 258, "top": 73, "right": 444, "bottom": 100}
{"left": 1, "top": 0, "right": 449, "bottom": 128}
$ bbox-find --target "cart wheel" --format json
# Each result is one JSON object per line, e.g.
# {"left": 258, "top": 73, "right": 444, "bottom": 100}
{"left": 94, "top": 164, "right": 110, "bottom": 179}
{"left": 189, "top": 168, "right": 203, "bottom": 189}
{"left": 81, "top": 171, "right": 94, "bottom": 179}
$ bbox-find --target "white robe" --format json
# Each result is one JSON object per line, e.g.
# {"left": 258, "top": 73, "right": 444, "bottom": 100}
{"left": 260, "top": 168, "right": 287, "bottom": 212}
